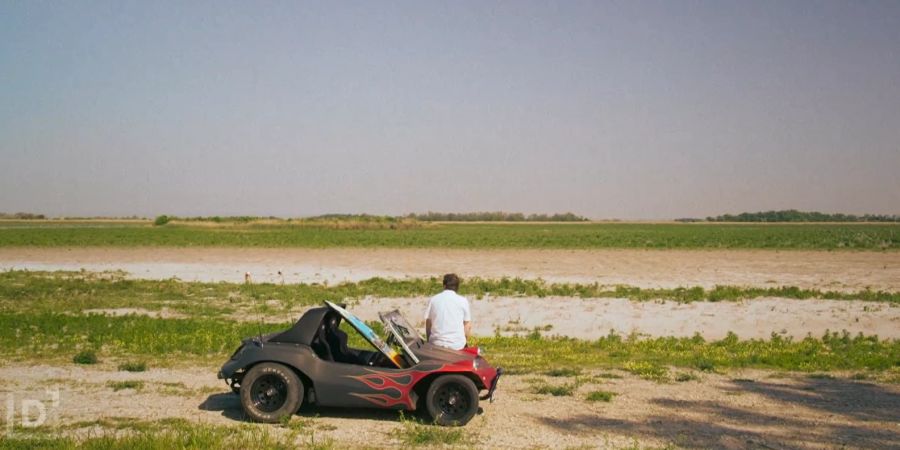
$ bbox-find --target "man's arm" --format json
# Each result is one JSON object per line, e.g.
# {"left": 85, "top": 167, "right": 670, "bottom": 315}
{"left": 425, "top": 318, "right": 432, "bottom": 341}
{"left": 463, "top": 297, "right": 472, "bottom": 344}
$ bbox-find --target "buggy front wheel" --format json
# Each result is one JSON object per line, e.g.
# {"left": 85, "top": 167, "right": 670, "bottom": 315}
{"left": 424, "top": 374, "right": 479, "bottom": 426}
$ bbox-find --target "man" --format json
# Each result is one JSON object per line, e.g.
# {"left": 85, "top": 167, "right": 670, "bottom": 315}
{"left": 424, "top": 273, "right": 471, "bottom": 350}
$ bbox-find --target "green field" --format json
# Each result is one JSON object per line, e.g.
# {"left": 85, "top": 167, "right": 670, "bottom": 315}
{"left": 0, "top": 220, "right": 898, "bottom": 249}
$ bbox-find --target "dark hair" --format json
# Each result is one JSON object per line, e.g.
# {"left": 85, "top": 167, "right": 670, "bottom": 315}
{"left": 442, "top": 273, "right": 460, "bottom": 291}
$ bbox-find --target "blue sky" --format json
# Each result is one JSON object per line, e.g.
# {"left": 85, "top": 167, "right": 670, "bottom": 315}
{"left": 1, "top": 1, "right": 898, "bottom": 218}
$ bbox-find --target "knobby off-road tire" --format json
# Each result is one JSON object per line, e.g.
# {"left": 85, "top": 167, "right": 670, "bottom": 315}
{"left": 425, "top": 374, "right": 479, "bottom": 426}
{"left": 239, "top": 362, "right": 303, "bottom": 423}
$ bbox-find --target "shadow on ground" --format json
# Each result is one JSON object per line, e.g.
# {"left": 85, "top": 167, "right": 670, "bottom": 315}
{"left": 198, "top": 392, "right": 407, "bottom": 423}
{"left": 538, "top": 377, "right": 900, "bottom": 449}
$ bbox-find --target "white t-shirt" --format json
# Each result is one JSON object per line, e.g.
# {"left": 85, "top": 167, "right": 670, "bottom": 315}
{"left": 424, "top": 290, "right": 471, "bottom": 350}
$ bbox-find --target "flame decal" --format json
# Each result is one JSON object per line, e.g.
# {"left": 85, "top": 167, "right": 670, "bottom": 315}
{"left": 345, "top": 366, "right": 448, "bottom": 409}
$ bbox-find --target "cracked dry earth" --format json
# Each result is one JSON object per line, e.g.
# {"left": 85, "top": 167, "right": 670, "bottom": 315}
{"left": 2, "top": 364, "right": 898, "bottom": 449}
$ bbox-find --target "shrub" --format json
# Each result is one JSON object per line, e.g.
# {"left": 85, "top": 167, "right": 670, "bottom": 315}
{"left": 153, "top": 215, "right": 170, "bottom": 226}
{"left": 73, "top": 350, "right": 98, "bottom": 365}
{"left": 585, "top": 390, "right": 617, "bottom": 402}
{"left": 118, "top": 361, "right": 148, "bottom": 372}
{"left": 675, "top": 372, "right": 700, "bottom": 382}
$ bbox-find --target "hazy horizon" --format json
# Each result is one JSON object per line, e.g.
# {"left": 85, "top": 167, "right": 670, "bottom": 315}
{"left": 2, "top": 1, "right": 899, "bottom": 220}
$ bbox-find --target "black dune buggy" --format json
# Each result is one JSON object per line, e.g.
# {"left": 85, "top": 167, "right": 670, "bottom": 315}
{"left": 219, "top": 302, "right": 501, "bottom": 426}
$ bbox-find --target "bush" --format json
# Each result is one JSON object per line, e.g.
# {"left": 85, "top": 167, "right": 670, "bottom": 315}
{"left": 73, "top": 350, "right": 98, "bottom": 365}
{"left": 153, "top": 215, "right": 170, "bottom": 226}
{"left": 118, "top": 361, "right": 148, "bottom": 372}
{"left": 585, "top": 390, "right": 617, "bottom": 402}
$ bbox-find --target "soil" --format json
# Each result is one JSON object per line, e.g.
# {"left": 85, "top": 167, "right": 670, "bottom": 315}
{"left": 350, "top": 296, "right": 900, "bottom": 340}
{"left": 2, "top": 363, "right": 897, "bottom": 449}
{"left": 2, "top": 247, "right": 898, "bottom": 291}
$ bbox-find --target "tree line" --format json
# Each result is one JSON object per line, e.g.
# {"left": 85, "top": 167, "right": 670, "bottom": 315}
{"left": 705, "top": 210, "right": 900, "bottom": 223}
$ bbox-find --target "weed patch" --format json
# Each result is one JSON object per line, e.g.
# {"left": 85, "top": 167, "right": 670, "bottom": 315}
{"left": 73, "top": 350, "right": 98, "bottom": 365}
{"left": 585, "top": 390, "right": 617, "bottom": 402}
{"left": 118, "top": 361, "right": 148, "bottom": 372}
{"left": 108, "top": 380, "right": 144, "bottom": 391}
{"left": 393, "top": 414, "right": 469, "bottom": 446}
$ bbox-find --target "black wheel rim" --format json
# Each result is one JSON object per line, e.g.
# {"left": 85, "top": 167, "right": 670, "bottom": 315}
{"left": 250, "top": 374, "right": 287, "bottom": 413}
{"left": 435, "top": 383, "right": 470, "bottom": 420}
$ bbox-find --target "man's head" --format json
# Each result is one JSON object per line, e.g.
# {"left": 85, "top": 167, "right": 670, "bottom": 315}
{"left": 442, "top": 273, "right": 460, "bottom": 292}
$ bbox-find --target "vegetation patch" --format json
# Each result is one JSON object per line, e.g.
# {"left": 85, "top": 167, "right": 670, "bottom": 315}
{"left": 118, "top": 361, "right": 148, "bottom": 372}
{"left": 107, "top": 380, "right": 144, "bottom": 391}
{"left": 2, "top": 311, "right": 898, "bottom": 376}
{"left": 2, "top": 418, "right": 327, "bottom": 449}
{"left": 674, "top": 372, "right": 700, "bottom": 382}
{"left": 585, "top": 390, "right": 617, "bottom": 402}
{"left": 624, "top": 361, "right": 670, "bottom": 383}
{"left": 73, "top": 350, "right": 98, "bottom": 365}
{"left": 393, "top": 414, "right": 469, "bottom": 446}
{"left": 2, "top": 271, "right": 896, "bottom": 323}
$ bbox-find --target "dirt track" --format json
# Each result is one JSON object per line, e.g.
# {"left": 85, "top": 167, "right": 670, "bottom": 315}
{"left": 2, "top": 247, "right": 899, "bottom": 290}
{"left": 3, "top": 364, "right": 897, "bottom": 449}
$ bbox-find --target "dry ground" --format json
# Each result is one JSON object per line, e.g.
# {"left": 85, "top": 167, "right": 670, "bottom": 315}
{"left": 2, "top": 364, "right": 898, "bottom": 449}
{"left": 2, "top": 247, "right": 899, "bottom": 290}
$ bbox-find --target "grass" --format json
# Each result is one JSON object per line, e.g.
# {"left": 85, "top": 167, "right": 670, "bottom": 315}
{"left": 0, "top": 220, "right": 897, "bottom": 249}
{"left": 1, "top": 271, "right": 896, "bottom": 322}
{"left": 0, "top": 418, "right": 332, "bottom": 450}
{"left": 107, "top": 380, "right": 144, "bottom": 391}
{"left": 624, "top": 361, "right": 670, "bottom": 382}
{"left": 393, "top": 414, "right": 469, "bottom": 446}
{"left": 1, "top": 271, "right": 898, "bottom": 376}
{"left": 1, "top": 310, "right": 898, "bottom": 376}
{"left": 585, "top": 390, "right": 617, "bottom": 402}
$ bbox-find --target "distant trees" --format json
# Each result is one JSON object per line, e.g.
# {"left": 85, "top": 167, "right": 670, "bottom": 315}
{"left": 0, "top": 212, "right": 45, "bottom": 219}
{"left": 706, "top": 210, "right": 900, "bottom": 223}
{"left": 407, "top": 211, "right": 589, "bottom": 222}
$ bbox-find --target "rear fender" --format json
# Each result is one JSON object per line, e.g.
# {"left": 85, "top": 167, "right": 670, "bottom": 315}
{"left": 220, "top": 342, "right": 316, "bottom": 386}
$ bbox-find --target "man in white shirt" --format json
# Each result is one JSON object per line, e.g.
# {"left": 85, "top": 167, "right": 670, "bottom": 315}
{"left": 424, "top": 274, "right": 471, "bottom": 350}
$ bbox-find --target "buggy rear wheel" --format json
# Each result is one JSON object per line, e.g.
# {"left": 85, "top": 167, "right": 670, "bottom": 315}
{"left": 239, "top": 362, "right": 303, "bottom": 423}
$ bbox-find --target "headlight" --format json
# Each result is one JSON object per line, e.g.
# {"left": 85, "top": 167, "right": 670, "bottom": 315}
{"left": 473, "top": 357, "right": 482, "bottom": 370}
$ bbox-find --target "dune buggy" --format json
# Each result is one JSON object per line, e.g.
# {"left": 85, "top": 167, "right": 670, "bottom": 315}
{"left": 219, "top": 301, "right": 501, "bottom": 426}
